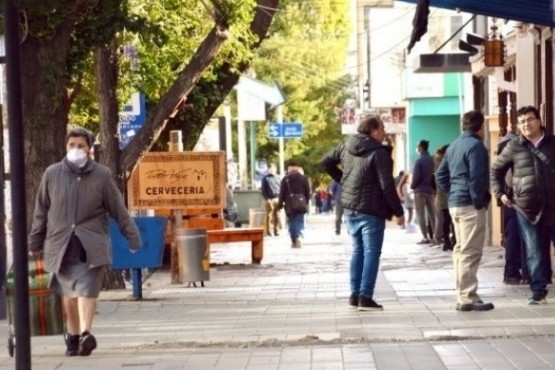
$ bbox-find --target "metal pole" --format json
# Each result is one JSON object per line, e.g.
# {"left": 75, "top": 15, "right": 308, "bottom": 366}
{"left": 0, "top": 106, "right": 6, "bottom": 320}
{"left": 365, "top": 6, "right": 372, "bottom": 110}
{"left": 224, "top": 104, "right": 232, "bottom": 162}
{"left": 249, "top": 121, "right": 255, "bottom": 188}
{"left": 277, "top": 106, "right": 284, "bottom": 176}
{"left": 4, "top": 1, "right": 31, "bottom": 367}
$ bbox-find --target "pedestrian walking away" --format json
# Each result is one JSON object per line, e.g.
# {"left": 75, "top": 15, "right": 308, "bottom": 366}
{"left": 491, "top": 105, "right": 555, "bottom": 305}
{"left": 436, "top": 110, "right": 494, "bottom": 312}
{"left": 321, "top": 114, "right": 404, "bottom": 311}
{"left": 396, "top": 172, "right": 415, "bottom": 232}
{"left": 28, "top": 128, "right": 141, "bottom": 357}
{"left": 331, "top": 180, "right": 344, "bottom": 235}
{"left": 278, "top": 160, "right": 310, "bottom": 248}
{"left": 261, "top": 163, "right": 282, "bottom": 236}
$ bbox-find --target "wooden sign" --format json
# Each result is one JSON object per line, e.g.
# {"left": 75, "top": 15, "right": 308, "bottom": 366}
{"left": 128, "top": 151, "right": 226, "bottom": 209}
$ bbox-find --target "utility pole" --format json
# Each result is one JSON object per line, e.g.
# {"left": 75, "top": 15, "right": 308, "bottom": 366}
{"left": 365, "top": 6, "right": 372, "bottom": 110}
{"left": 4, "top": 1, "right": 31, "bottom": 367}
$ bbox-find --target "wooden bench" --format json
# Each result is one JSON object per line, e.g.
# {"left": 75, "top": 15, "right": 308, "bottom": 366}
{"left": 207, "top": 228, "right": 265, "bottom": 264}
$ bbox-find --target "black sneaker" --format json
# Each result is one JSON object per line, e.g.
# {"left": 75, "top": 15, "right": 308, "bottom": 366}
{"left": 78, "top": 331, "right": 97, "bottom": 356}
{"left": 456, "top": 300, "right": 494, "bottom": 311}
{"left": 64, "top": 334, "right": 79, "bottom": 357}
{"left": 349, "top": 294, "right": 359, "bottom": 309}
{"left": 358, "top": 295, "right": 383, "bottom": 311}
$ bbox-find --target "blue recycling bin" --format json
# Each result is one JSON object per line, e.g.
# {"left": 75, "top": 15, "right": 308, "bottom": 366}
{"left": 109, "top": 216, "right": 168, "bottom": 269}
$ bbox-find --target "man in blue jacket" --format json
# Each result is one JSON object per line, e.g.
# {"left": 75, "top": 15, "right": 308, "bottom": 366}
{"left": 411, "top": 139, "right": 436, "bottom": 244}
{"left": 436, "top": 110, "right": 493, "bottom": 312}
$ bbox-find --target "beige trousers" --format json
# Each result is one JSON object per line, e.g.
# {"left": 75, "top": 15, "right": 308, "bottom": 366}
{"left": 449, "top": 205, "right": 486, "bottom": 305}
{"left": 265, "top": 198, "right": 281, "bottom": 234}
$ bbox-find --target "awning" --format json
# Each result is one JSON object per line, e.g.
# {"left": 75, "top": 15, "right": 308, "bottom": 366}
{"left": 396, "top": 0, "right": 555, "bottom": 27}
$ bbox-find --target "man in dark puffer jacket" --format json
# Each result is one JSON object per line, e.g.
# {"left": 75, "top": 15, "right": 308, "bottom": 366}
{"left": 321, "top": 115, "right": 404, "bottom": 311}
{"left": 491, "top": 105, "right": 555, "bottom": 305}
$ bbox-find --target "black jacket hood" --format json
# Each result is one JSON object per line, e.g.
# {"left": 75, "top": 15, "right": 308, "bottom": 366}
{"left": 346, "top": 133, "right": 390, "bottom": 157}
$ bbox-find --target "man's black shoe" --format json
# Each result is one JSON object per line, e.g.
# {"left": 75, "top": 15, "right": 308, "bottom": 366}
{"left": 503, "top": 276, "right": 522, "bottom": 285}
{"left": 416, "top": 239, "right": 431, "bottom": 245}
{"left": 348, "top": 293, "right": 359, "bottom": 310}
{"left": 358, "top": 295, "right": 383, "bottom": 311}
{"left": 456, "top": 300, "right": 494, "bottom": 312}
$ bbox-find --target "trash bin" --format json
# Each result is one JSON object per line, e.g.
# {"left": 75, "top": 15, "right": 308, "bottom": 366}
{"left": 176, "top": 228, "right": 210, "bottom": 283}
{"left": 110, "top": 216, "right": 168, "bottom": 269}
{"left": 249, "top": 208, "right": 266, "bottom": 230}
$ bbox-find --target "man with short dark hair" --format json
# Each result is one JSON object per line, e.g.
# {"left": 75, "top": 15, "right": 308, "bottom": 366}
{"left": 492, "top": 105, "right": 555, "bottom": 305}
{"left": 28, "top": 127, "right": 141, "bottom": 356}
{"left": 261, "top": 163, "right": 282, "bottom": 236}
{"left": 321, "top": 115, "right": 404, "bottom": 311}
{"left": 436, "top": 110, "right": 494, "bottom": 312}
{"left": 411, "top": 139, "right": 436, "bottom": 244}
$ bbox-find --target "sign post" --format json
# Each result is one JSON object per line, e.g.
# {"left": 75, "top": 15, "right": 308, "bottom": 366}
{"left": 235, "top": 77, "right": 285, "bottom": 188}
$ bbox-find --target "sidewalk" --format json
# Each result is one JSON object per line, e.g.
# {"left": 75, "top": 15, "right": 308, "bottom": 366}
{"left": 2, "top": 213, "right": 555, "bottom": 369}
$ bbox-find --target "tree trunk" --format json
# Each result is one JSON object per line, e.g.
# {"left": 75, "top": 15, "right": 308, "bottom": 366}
{"left": 94, "top": 44, "right": 128, "bottom": 290}
{"left": 172, "top": 0, "right": 280, "bottom": 150}
{"left": 20, "top": 38, "right": 72, "bottom": 230}
{"left": 94, "top": 44, "right": 122, "bottom": 189}
{"left": 120, "top": 22, "right": 230, "bottom": 180}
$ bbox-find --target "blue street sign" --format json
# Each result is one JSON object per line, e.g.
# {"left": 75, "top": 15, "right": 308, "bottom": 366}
{"left": 268, "top": 123, "right": 281, "bottom": 138}
{"left": 282, "top": 122, "right": 303, "bottom": 138}
{"left": 268, "top": 122, "right": 303, "bottom": 139}
{"left": 118, "top": 92, "right": 146, "bottom": 149}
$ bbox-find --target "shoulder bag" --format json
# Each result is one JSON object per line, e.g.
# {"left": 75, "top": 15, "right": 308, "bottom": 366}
{"left": 286, "top": 178, "right": 308, "bottom": 213}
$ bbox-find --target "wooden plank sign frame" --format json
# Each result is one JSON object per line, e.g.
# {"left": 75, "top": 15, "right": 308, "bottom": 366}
{"left": 128, "top": 151, "right": 225, "bottom": 210}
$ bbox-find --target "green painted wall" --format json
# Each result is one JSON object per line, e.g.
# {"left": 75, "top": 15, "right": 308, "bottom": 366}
{"left": 407, "top": 115, "right": 461, "bottom": 168}
{"left": 409, "top": 97, "right": 461, "bottom": 116}
{"left": 444, "top": 73, "right": 464, "bottom": 97}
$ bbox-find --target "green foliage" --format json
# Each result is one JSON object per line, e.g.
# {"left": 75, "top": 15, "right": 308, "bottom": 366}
{"left": 70, "top": 0, "right": 258, "bottom": 134}
{"left": 253, "top": 0, "right": 351, "bottom": 180}
{"left": 123, "top": 0, "right": 256, "bottom": 100}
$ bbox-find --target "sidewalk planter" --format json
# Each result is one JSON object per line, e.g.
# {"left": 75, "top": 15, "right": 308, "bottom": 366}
{"left": 176, "top": 228, "right": 210, "bottom": 283}
{"left": 110, "top": 216, "right": 168, "bottom": 269}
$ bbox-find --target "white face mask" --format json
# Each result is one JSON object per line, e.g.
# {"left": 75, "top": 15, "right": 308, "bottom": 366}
{"left": 66, "top": 148, "right": 88, "bottom": 167}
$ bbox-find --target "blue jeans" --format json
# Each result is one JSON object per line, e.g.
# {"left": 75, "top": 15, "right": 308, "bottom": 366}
{"left": 516, "top": 213, "right": 553, "bottom": 295}
{"left": 345, "top": 210, "right": 385, "bottom": 298}
{"left": 287, "top": 212, "right": 305, "bottom": 242}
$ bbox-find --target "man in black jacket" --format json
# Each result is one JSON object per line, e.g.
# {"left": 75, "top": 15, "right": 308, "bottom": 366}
{"left": 492, "top": 105, "right": 555, "bottom": 305}
{"left": 278, "top": 161, "right": 310, "bottom": 248}
{"left": 321, "top": 115, "right": 404, "bottom": 311}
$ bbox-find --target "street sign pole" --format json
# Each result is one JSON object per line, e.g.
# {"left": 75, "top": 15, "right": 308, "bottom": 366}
{"left": 249, "top": 121, "right": 255, "bottom": 188}
{"left": 277, "top": 106, "right": 285, "bottom": 176}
